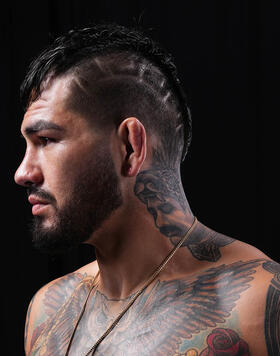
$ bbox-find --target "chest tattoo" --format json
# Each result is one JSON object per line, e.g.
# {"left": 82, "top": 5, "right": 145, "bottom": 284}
{"left": 29, "top": 259, "right": 265, "bottom": 355}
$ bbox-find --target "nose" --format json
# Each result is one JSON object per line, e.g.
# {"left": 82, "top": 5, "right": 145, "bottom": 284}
{"left": 14, "top": 152, "right": 43, "bottom": 187}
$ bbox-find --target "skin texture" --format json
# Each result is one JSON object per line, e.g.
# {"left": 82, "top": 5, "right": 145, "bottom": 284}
{"left": 16, "top": 77, "right": 123, "bottom": 254}
{"left": 15, "top": 76, "right": 280, "bottom": 356}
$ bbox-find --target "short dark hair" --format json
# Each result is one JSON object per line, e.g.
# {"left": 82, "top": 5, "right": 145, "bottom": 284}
{"left": 20, "top": 21, "right": 192, "bottom": 166}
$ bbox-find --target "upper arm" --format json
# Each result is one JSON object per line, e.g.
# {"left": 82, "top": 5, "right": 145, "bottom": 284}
{"left": 24, "top": 270, "right": 92, "bottom": 355}
{"left": 263, "top": 260, "right": 280, "bottom": 355}
{"left": 24, "top": 287, "right": 48, "bottom": 355}
{"left": 239, "top": 259, "right": 280, "bottom": 356}
{"left": 24, "top": 294, "right": 34, "bottom": 354}
{"left": 24, "top": 276, "right": 73, "bottom": 355}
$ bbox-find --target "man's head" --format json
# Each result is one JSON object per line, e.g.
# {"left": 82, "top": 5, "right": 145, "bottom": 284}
{"left": 21, "top": 21, "right": 192, "bottom": 166}
{"left": 15, "top": 22, "right": 192, "bottom": 253}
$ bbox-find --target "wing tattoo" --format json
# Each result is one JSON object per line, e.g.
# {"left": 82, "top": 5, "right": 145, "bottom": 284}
{"left": 100, "top": 259, "right": 263, "bottom": 355}
{"left": 30, "top": 272, "right": 93, "bottom": 356}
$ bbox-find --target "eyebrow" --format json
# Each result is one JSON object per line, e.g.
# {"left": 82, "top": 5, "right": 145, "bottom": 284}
{"left": 23, "top": 120, "right": 65, "bottom": 136}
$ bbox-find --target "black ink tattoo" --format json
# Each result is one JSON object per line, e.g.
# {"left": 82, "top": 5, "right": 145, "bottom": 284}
{"left": 25, "top": 295, "right": 35, "bottom": 350}
{"left": 65, "top": 259, "right": 261, "bottom": 355}
{"left": 262, "top": 261, "right": 280, "bottom": 355}
{"left": 185, "top": 228, "right": 234, "bottom": 262}
{"left": 29, "top": 272, "right": 93, "bottom": 355}
{"left": 134, "top": 168, "right": 234, "bottom": 261}
{"left": 134, "top": 169, "right": 188, "bottom": 212}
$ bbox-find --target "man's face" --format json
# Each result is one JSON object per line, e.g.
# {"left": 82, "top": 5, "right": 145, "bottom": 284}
{"left": 14, "top": 77, "right": 123, "bottom": 254}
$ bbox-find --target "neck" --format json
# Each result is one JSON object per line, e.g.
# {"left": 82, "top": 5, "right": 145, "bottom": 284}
{"left": 89, "top": 167, "right": 196, "bottom": 300}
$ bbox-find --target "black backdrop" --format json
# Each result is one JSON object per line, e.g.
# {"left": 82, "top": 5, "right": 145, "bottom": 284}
{"left": 1, "top": 1, "right": 278, "bottom": 355}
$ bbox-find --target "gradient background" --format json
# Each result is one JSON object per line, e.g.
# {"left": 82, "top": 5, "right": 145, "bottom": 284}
{"left": 2, "top": 1, "right": 278, "bottom": 354}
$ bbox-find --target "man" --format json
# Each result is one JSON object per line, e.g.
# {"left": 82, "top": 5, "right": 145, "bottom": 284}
{"left": 15, "top": 22, "right": 279, "bottom": 356}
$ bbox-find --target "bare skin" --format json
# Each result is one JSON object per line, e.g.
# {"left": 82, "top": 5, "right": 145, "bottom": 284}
{"left": 15, "top": 77, "right": 280, "bottom": 356}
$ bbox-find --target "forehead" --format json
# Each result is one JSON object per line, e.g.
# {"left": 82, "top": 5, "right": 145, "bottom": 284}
{"left": 21, "top": 76, "right": 89, "bottom": 133}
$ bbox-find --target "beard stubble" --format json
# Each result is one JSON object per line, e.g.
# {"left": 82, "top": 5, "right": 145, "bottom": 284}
{"left": 30, "top": 147, "right": 123, "bottom": 254}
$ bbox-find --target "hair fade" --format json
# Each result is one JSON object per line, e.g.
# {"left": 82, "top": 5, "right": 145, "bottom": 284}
{"left": 20, "top": 21, "right": 192, "bottom": 164}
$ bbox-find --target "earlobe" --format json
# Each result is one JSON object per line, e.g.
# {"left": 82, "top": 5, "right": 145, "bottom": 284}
{"left": 118, "top": 117, "right": 147, "bottom": 177}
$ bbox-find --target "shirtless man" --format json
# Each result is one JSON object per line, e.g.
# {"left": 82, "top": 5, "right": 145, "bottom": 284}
{"left": 15, "top": 22, "right": 279, "bottom": 356}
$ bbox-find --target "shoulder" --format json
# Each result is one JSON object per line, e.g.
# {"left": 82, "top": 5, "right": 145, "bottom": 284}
{"left": 24, "top": 260, "right": 99, "bottom": 355}
{"left": 189, "top": 223, "right": 277, "bottom": 291}
{"left": 236, "top": 256, "right": 280, "bottom": 355}
{"left": 244, "top": 255, "right": 280, "bottom": 355}
{"left": 215, "top": 237, "right": 278, "bottom": 303}
{"left": 215, "top": 239, "right": 280, "bottom": 355}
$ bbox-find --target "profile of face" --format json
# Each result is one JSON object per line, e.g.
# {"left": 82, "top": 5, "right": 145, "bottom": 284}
{"left": 14, "top": 77, "right": 123, "bottom": 254}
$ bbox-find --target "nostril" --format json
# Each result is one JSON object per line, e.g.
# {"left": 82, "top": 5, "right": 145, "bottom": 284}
{"left": 24, "top": 180, "right": 34, "bottom": 187}
{"left": 14, "top": 164, "right": 43, "bottom": 187}
{"left": 14, "top": 171, "right": 35, "bottom": 187}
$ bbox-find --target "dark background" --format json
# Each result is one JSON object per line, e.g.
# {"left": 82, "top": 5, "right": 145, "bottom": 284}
{"left": 1, "top": 1, "right": 278, "bottom": 354}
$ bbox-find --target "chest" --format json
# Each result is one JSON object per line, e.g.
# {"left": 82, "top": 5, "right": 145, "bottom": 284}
{"left": 67, "top": 286, "right": 243, "bottom": 356}
{"left": 32, "top": 259, "right": 265, "bottom": 356}
{"left": 68, "top": 304, "right": 249, "bottom": 356}
{"left": 68, "top": 294, "right": 182, "bottom": 355}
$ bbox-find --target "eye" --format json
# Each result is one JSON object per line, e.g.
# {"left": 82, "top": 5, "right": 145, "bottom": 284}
{"left": 38, "top": 136, "right": 55, "bottom": 146}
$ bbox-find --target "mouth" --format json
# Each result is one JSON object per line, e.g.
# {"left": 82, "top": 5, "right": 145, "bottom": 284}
{"left": 28, "top": 195, "right": 51, "bottom": 215}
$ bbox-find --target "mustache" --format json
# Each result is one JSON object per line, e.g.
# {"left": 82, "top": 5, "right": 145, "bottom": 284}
{"left": 27, "top": 187, "right": 56, "bottom": 204}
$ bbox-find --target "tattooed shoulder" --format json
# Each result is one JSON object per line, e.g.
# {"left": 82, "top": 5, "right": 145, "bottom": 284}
{"left": 226, "top": 258, "right": 280, "bottom": 356}
{"left": 262, "top": 260, "right": 280, "bottom": 355}
{"left": 24, "top": 270, "right": 92, "bottom": 355}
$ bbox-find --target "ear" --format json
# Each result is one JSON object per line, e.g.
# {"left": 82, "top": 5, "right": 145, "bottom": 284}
{"left": 117, "top": 117, "right": 147, "bottom": 177}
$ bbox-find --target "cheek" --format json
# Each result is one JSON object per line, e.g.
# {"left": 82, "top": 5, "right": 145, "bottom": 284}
{"left": 41, "top": 137, "right": 107, "bottom": 205}
{"left": 43, "top": 166, "right": 72, "bottom": 206}
{"left": 42, "top": 148, "right": 93, "bottom": 204}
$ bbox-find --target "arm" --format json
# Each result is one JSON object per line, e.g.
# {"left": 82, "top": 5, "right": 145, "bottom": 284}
{"left": 241, "top": 259, "right": 280, "bottom": 356}
{"left": 23, "top": 271, "right": 89, "bottom": 355}
{"left": 24, "top": 287, "right": 49, "bottom": 356}
{"left": 263, "top": 261, "right": 280, "bottom": 355}
{"left": 24, "top": 294, "right": 35, "bottom": 355}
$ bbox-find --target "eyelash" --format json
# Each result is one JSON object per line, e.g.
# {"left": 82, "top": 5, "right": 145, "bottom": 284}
{"left": 38, "top": 136, "right": 55, "bottom": 146}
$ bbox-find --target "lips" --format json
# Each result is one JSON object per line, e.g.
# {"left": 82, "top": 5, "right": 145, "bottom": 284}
{"left": 28, "top": 195, "right": 49, "bottom": 205}
{"left": 28, "top": 195, "right": 50, "bottom": 215}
